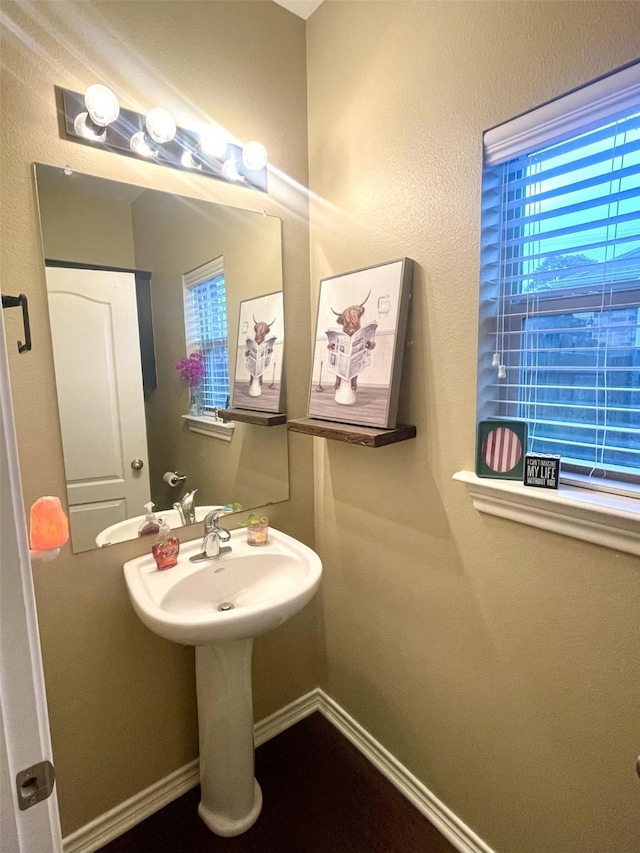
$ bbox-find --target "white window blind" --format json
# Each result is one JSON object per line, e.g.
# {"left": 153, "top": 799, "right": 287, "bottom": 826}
{"left": 479, "top": 63, "right": 640, "bottom": 486}
{"left": 183, "top": 257, "right": 230, "bottom": 410}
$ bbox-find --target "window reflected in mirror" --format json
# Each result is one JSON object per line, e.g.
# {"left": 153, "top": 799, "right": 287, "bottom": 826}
{"left": 182, "top": 256, "right": 230, "bottom": 412}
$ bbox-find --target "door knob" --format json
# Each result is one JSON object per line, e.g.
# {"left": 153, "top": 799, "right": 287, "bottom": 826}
{"left": 131, "top": 459, "right": 144, "bottom": 470}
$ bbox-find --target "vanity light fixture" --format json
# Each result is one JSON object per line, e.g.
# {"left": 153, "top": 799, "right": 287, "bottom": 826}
{"left": 242, "top": 141, "right": 268, "bottom": 171}
{"left": 181, "top": 126, "right": 229, "bottom": 169}
{"left": 200, "top": 127, "right": 228, "bottom": 159}
{"left": 145, "top": 106, "right": 177, "bottom": 144}
{"left": 73, "top": 83, "right": 120, "bottom": 142}
{"left": 129, "top": 106, "right": 178, "bottom": 158}
{"left": 58, "top": 85, "right": 268, "bottom": 192}
{"left": 221, "top": 158, "right": 242, "bottom": 181}
{"left": 129, "top": 131, "right": 158, "bottom": 158}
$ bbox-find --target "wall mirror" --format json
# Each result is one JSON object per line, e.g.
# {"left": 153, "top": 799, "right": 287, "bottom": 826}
{"left": 34, "top": 164, "right": 289, "bottom": 553}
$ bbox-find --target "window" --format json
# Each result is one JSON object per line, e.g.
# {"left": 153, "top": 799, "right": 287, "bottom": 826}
{"left": 479, "top": 63, "right": 640, "bottom": 490}
{"left": 182, "top": 257, "right": 230, "bottom": 411}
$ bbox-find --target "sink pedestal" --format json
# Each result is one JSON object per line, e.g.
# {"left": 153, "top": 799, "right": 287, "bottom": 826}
{"left": 195, "top": 639, "right": 262, "bottom": 836}
{"left": 123, "top": 528, "right": 322, "bottom": 835}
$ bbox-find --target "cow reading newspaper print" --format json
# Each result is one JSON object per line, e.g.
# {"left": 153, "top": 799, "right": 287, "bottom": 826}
{"left": 308, "top": 258, "right": 413, "bottom": 430}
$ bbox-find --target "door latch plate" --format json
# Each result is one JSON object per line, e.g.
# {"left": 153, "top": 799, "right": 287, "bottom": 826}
{"left": 16, "top": 760, "right": 55, "bottom": 810}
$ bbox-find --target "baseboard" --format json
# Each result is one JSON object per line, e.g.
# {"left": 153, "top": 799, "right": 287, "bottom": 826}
{"left": 315, "top": 691, "right": 495, "bottom": 853}
{"left": 61, "top": 691, "right": 322, "bottom": 853}
{"left": 63, "top": 688, "right": 494, "bottom": 853}
{"left": 254, "top": 687, "right": 321, "bottom": 746}
{"left": 62, "top": 758, "right": 200, "bottom": 853}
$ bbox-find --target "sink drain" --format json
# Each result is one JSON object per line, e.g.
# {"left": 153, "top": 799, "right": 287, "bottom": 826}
{"left": 217, "top": 602, "right": 235, "bottom": 612}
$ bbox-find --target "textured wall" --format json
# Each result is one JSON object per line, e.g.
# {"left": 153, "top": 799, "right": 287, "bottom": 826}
{"left": 0, "top": 0, "right": 314, "bottom": 835}
{"left": 306, "top": 3, "right": 640, "bottom": 852}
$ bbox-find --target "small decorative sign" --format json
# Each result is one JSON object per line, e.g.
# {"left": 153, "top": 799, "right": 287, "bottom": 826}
{"left": 523, "top": 453, "right": 561, "bottom": 489}
{"left": 476, "top": 420, "right": 528, "bottom": 481}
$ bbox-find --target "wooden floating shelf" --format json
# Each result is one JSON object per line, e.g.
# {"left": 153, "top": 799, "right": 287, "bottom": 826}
{"left": 219, "top": 408, "right": 287, "bottom": 427}
{"left": 287, "top": 417, "right": 417, "bottom": 447}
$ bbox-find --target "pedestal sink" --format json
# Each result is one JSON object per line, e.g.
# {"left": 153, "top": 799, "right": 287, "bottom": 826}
{"left": 123, "top": 527, "right": 322, "bottom": 836}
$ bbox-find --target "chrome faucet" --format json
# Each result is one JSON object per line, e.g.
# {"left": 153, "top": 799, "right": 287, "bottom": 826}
{"left": 190, "top": 508, "right": 232, "bottom": 562}
{"left": 173, "top": 489, "right": 198, "bottom": 525}
{"left": 202, "top": 509, "right": 232, "bottom": 557}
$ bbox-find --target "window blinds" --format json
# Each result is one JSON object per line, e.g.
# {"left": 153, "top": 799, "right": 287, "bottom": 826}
{"left": 480, "top": 63, "right": 640, "bottom": 483}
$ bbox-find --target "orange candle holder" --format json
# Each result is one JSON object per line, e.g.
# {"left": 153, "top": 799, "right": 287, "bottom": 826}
{"left": 29, "top": 496, "right": 69, "bottom": 552}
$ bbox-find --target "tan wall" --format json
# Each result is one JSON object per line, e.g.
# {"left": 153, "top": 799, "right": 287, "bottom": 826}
{"left": 306, "top": 3, "right": 640, "bottom": 853}
{"left": 0, "top": 0, "right": 314, "bottom": 836}
{"left": 36, "top": 180, "right": 136, "bottom": 268}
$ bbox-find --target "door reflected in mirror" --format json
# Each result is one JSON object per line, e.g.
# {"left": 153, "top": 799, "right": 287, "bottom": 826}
{"left": 34, "top": 164, "right": 289, "bottom": 553}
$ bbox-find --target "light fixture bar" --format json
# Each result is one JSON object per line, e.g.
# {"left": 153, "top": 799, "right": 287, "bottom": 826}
{"left": 57, "top": 87, "right": 268, "bottom": 193}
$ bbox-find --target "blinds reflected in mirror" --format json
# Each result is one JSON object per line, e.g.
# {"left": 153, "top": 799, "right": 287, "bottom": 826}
{"left": 183, "top": 257, "right": 231, "bottom": 411}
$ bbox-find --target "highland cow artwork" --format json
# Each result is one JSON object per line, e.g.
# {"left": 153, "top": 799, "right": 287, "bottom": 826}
{"left": 308, "top": 258, "right": 413, "bottom": 429}
{"left": 232, "top": 291, "right": 285, "bottom": 413}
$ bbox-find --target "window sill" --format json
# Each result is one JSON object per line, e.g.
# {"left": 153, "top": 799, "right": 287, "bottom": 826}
{"left": 452, "top": 470, "right": 640, "bottom": 556}
{"left": 182, "top": 414, "right": 235, "bottom": 441}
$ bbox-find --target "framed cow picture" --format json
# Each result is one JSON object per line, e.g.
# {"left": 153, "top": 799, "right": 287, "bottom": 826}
{"left": 231, "top": 291, "right": 285, "bottom": 413}
{"left": 307, "top": 258, "right": 414, "bottom": 429}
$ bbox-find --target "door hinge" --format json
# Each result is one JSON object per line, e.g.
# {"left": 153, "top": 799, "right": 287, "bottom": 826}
{"left": 16, "top": 760, "right": 55, "bottom": 810}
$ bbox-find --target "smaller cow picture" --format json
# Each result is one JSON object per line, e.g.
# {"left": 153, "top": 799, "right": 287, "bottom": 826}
{"left": 232, "top": 291, "right": 285, "bottom": 413}
{"left": 308, "top": 259, "right": 413, "bottom": 429}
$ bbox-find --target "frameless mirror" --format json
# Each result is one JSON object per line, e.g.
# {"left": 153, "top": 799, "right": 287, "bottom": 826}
{"left": 34, "top": 164, "right": 289, "bottom": 553}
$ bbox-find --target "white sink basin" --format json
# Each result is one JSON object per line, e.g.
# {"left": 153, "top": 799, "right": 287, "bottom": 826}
{"left": 123, "top": 527, "right": 322, "bottom": 645}
{"left": 96, "top": 505, "right": 221, "bottom": 547}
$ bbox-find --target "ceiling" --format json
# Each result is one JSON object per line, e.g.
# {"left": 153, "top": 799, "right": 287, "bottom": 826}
{"left": 273, "top": 0, "right": 324, "bottom": 19}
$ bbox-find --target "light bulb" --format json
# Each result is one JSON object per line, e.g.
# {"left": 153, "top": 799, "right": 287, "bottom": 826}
{"left": 221, "top": 158, "right": 241, "bottom": 181}
{"left": 130, "top": 131, "right": 158, "bottom": 158}
{"left": 145, "top": 107, "right": 176, "bottom": 144}
{"left": 84, "top": 84, "right": 119, "bottom": 127}
{"left": 73, "top": 112, "right": 107, "bottom": 142}
{"left": 199, "top": 128, "right": 228, "bottom": 159}
{"left": 181, "top": 150, "right": 201, "bottom": 169}
{"left": 242, "top": 141, "right": 267, "bottom": 171}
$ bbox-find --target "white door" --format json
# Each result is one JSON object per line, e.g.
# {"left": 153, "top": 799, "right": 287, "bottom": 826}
{"left": 45, "top": 267, "right": 151, "bottom": 551}
{"left": 0, "top": 306, "right": 63, "bottom": 852}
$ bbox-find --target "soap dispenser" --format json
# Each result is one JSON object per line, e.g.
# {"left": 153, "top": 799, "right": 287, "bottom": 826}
{"left": 152, "top": 518, "right": 180, "bottom": 571}
{"left": 138, "top": 502, "right": 161, "bottom": 537}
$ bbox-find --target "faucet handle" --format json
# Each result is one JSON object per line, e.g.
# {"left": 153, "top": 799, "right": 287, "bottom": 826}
{"left": 204, "top": 503, "right": 242, "bottom": 528}
{"left": 204, "top": 507, "right": 228, "bottom": 531}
